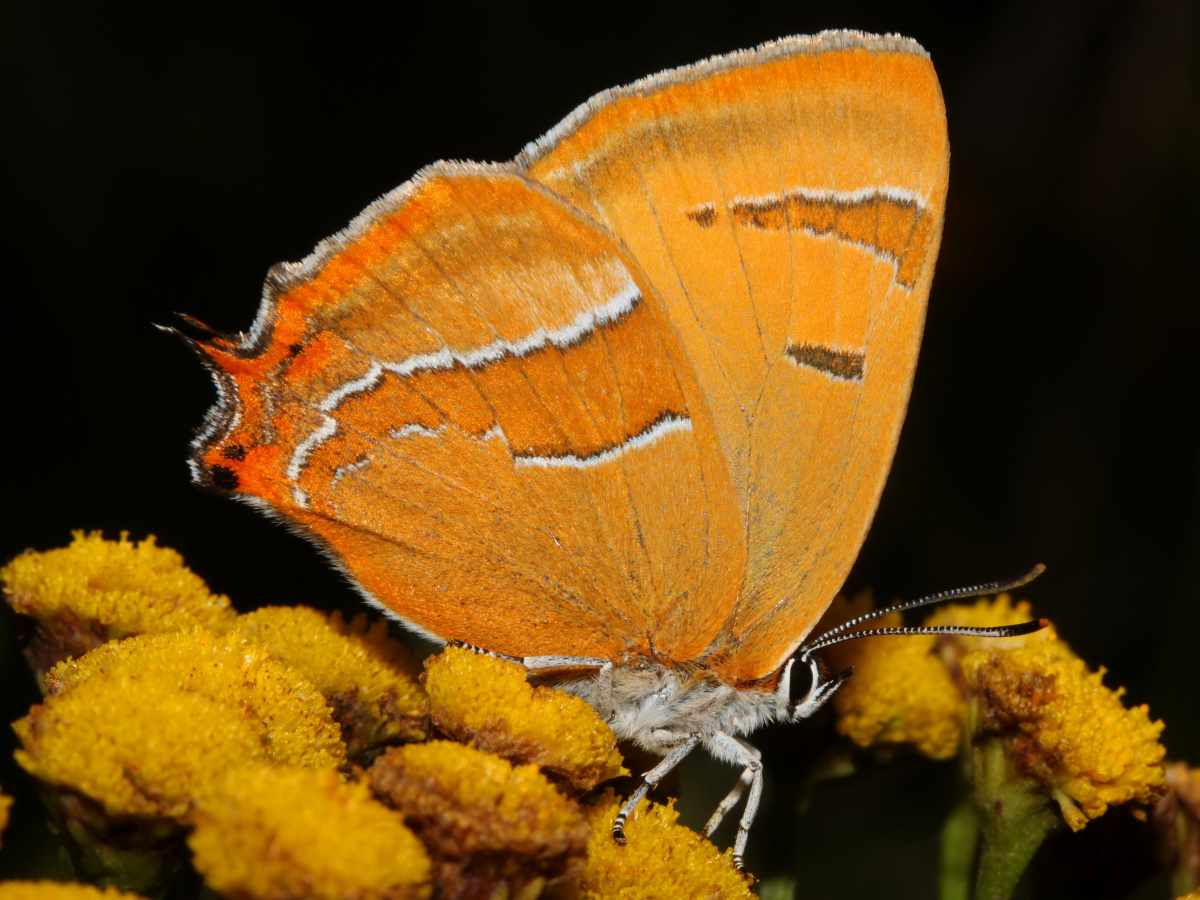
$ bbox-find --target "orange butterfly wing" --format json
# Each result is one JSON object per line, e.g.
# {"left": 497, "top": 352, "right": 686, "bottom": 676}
{"left": 522, "top": 32, "right": 949, "bottom": 682}
{"left": 188, "top": 32, "right": 948, "bottom": 684}
{"left": 189, "top": 167, "right": 744, "bottom": 662}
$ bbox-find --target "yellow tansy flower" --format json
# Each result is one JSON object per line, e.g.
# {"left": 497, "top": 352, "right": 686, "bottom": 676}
{"left": 574, "top": 790, "right": 753, "bottom": 900}
{"left": 229, "top": 606, "right": 428, "bottom": 759}
{"left": 964, "top": 643, "right": 1166, "bottom": 830}
{"left": 820, "top": 592, "right": 1061, "bottom": 761}
{"left": 368, "top": 740, "right": 587, "bottom": 896}
{"left": 822, "top": 593, "right": 963, "bottom": 760}
{"left": 0, "top": 789, "right": 12, "bottom": 848}
{"left": 0, "top": 882, "right": 145, "bottom": 900}
{"left": 10, "top": 628, "right": 354, "bottom": 892}
{"left": 15, "top": 675, "right": 269, "bottom": 819}
{"left": 926, "top": 593, "right": 1059, "bottom": 674}
{"left": 44, "top": 630, "right": 346, "bottom": 771}
{"left": 1, "top": 532, "right": 234, "bottom": 676}
{"left": 189, "top": 766, "right": 430, "bottom": 900}
{"left": 424, "top": 646, "right": 624, "bottom": 791}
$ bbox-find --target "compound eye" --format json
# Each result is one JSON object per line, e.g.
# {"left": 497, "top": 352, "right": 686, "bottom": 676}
{"left": 787, "top": 655, "right": 816, "bottom": 711}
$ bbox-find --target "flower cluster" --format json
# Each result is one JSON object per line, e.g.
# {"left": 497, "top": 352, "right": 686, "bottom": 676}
{"left": 579, "top": 791, "right": 752, "bottom": 899}
{"left": 817, "top": 588, "right": 1174, "bottom": 900}
{"left": 228, "top": 606, "right": 429, "bottom": 759}
{"left": 824, "top": 590, "right": 1166, "bottom": 833}
{"left": 368, "top": 740, "right": 587, "bottom": 896}
{"left": 2, "top": 532, "right": 235, "bottom": 679}
{"left": 964, "top": 640, "right": 1165, "bottom": 829}
{"left": 19, "top": 631, "right": 347, "bottom": 819}
{"left": 425, "top": 646, "right": 625, "bottom": 791}
{"left": 1, "top": 534, "right": 750, "bottom": 900}
{"left": 823, "top": 591, "right": 964, "bottom": 760}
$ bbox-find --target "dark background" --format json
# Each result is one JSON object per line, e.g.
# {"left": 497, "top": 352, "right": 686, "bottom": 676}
{"left": 2, "top": 1, "right": 1196, "bottom": 897}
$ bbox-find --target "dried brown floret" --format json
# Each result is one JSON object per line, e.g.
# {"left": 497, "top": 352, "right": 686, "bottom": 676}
{"left": 368, "top": 741, "right": 587, "bottom": 900}
{"left": 1154, "top": 762, "right": 1200, "bottom": 898}
{"left": 965, "top": 643, "right": 1166, "bottom": 829}
{"left": 424, "top": 646, "right": 623, "bottom": 791}
{"left": 229, "top": 606, "right": 428, "bottom": 761}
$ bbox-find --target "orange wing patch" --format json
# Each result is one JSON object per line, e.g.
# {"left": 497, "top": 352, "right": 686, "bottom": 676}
{"left": 188, "top": 168, "right": 744, "bottom": 662}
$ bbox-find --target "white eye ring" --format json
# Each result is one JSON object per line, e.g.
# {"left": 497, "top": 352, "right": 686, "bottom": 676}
{"left": 780, "top": 655, "right": 852, "bottom": 721}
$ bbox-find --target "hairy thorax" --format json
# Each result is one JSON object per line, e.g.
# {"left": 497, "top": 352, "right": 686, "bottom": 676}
{"left": 546, "top": 661, "right": 788, "bottom": 762}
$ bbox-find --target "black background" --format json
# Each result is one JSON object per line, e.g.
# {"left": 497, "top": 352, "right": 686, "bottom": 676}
{"left": 2, "top": 2, "right": 1197, "bottom": 897}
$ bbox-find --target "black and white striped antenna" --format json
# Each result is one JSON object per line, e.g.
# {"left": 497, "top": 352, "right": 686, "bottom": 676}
{"left": 799, "top": 564, "right": 1048, "bottom": 661}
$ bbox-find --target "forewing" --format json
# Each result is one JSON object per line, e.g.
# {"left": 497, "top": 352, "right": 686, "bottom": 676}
{"left": 187, "top": 167, "right": 743, "bottom": 661}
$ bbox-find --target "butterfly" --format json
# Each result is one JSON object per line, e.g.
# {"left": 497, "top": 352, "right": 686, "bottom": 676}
{"left": 176, "top": 29, "right": 1038, "bottom": 869}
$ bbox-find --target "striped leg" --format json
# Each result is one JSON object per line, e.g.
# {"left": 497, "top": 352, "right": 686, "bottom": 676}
{"left": 703, "top": 740, "right": 762, "bottom": 837}
{"left": 706, "top": 732, "right": 763, "bottom": 872}
{"left": 612, "top": 733, "right": 701, "bottom": 845}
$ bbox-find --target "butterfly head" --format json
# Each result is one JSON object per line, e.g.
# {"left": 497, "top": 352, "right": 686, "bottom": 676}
{"left": 775, "top": 652, "right": 855, "bottom": 723}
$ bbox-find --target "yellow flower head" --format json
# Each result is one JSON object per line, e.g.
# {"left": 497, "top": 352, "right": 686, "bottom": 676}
{"left": 0, "top": 883, "right": 145, "bottom": 900}
{"left": 44, "top": 630, "right": 346, "bottom": 771}
{"left": 368, "top": 740, "right": 587, "bottom": 895}
{"left": 926, "top": 593, "right": 1059, "bottom": 672}
{"left": 189, "top": 766, "right": 430, "bottom": 900}
{"left": 820, "top": 592, "right": 1061, "bottom": 761}
{"left": 964, "top": 643, "right": 1166, "bottom": 830}
{"left": 0, "top": 789, "right": 12, "bottom": 848}
{"left": 15, "top": 675, "right": 269, "bottom": 819}
{"left": 229, "top": 606, "right": 429, "bottom": 758}
{"left": 575, "top": 790, "right": 753, "bottom": 900}
{"left": 17, "top": 631, "right": 349, "bottom": 819}
{"left": 1, "top": 533, "right": 235, "bottom": 675}
{"left": 822, "top": 592, "right": 964, "bottom": 760}
{"left": 423, "top": 646, "right": 624, "bottom": 791}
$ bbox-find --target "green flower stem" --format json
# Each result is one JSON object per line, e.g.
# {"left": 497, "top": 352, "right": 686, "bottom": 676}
{"left": 757, "top": 876, "right": 797, "bottom": 900}
{"left": 939, "top": 794, "right": 979, "bottom": 900}
{"left": 971, "top": 736, "right": 1062, "bottom": 900}
{"left": 1169, "top": 799, "right": 1198, "bottom": 898}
